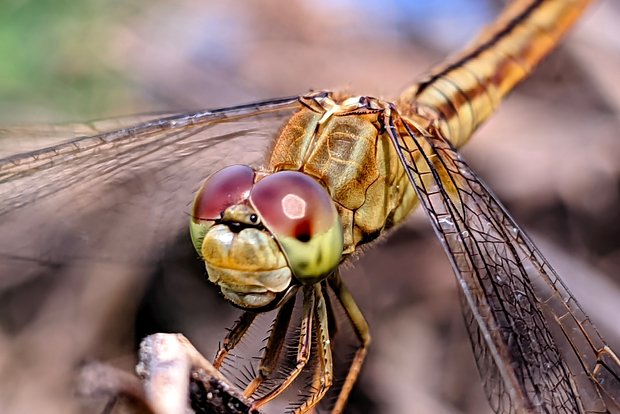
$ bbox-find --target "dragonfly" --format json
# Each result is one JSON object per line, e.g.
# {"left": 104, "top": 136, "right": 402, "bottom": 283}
{"left": 0, "top": 0, "right": 619, "bottom": 413}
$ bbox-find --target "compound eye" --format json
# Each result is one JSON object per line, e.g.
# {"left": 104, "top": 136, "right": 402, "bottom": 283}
{"left": 250, "top": 171, "right": 343, "bottom": 282}
{"left": 192, "top": 165, "right": 255, "bottom": 221}
{"left": 190, "top": 165, "right": 255, "bottom": 256}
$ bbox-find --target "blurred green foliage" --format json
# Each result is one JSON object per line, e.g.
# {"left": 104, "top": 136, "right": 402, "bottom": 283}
{"left": 0, "top": 0, "right": 142, "bottom": 121}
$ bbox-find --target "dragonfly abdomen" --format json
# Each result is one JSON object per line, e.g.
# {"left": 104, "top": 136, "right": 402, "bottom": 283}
{"left": 398, "top": 0, "right": 591, "bottom": 148}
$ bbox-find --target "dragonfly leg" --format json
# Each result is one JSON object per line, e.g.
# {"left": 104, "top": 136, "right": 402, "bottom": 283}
{"left": 292, "top": 284, "right": 334, "bottom": 413}
{"left": 322, "top": 282, "right": 339, "bottom": 341}
{"left": 252, "top": 285, "right": 315, "bottom": 408}
{"left": 213, "top": 311, "right": 257, "bottom": 369}
{"left": 327, "top": 271, "right": 370, "bottom": 414}
{"left": 243, "top": 296, "right": 296, "bottom": 397}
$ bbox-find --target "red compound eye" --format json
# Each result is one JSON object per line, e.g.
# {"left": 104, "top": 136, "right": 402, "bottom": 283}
{"left": 250, "top": 171, "right": 334, "bottom": 241}
{"left": 193, "top": 165, "right": 255, "bottom": 221}
{"left": 250, "top": 171, "right": 343, "bottom": 282}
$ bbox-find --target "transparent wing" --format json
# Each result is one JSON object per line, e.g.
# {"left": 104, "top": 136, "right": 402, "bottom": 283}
{"left": 386, "top": 114, "right": 620, "bottom": 414}
{"left": 0, "top": 97, "right": 300, "bottom": 289}
{"left": 0, "top": 113, "right": 178, "bottom": 158}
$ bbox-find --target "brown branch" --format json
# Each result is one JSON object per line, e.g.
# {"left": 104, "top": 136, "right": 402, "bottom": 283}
{"left": 78, "top": 334, "right": 262, "bottom": 414}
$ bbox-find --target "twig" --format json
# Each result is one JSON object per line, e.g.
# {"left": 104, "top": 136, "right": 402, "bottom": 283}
{"left": 78, "top": 333, "right": 262, "bottom": 414}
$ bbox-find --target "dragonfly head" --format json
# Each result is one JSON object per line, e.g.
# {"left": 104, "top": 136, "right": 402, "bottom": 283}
{"left": 190, "top": 165, "right": 343, "bottom": 310}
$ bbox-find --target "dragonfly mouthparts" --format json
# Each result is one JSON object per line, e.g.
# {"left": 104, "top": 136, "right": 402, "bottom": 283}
{"left": 218, "top": 218, "right": 264, "bottom": 234}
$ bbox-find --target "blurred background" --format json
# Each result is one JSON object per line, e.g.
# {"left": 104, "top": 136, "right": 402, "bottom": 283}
{"left": 0, "top": 0, "right": 619, "bottom": 413}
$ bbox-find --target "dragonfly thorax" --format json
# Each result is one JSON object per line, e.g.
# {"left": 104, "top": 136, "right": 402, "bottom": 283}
{"left": 269, "top": 93, "right": 419, "bottom": 255}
